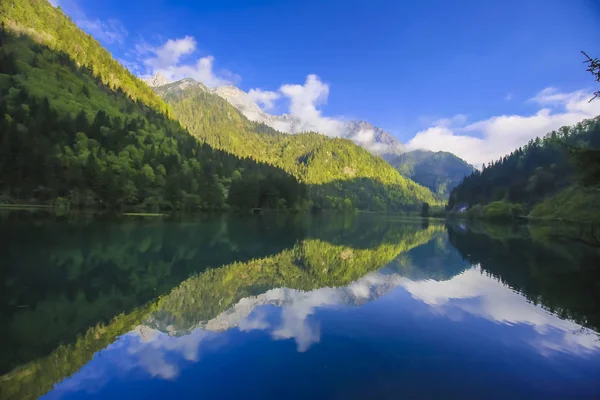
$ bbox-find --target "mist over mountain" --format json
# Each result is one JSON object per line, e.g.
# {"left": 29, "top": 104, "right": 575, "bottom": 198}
{"left": 148, "top": 74, "right": 473, "bottom": 198}
{"left": 147, "top": 73, "right": 405, "bottom": 158}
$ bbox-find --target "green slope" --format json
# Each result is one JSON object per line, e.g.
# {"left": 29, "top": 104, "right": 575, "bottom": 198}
{"left": 529, "top": 186, "right": 600, "bottom": 223}
{"left": 0, "top": 0, "right": 167, "bottom": 114}
{"left": 0, "top": 2, "right": 307, "bottom": 211}
{"left": 385, "top": 149, "right": 474, "bottom": 199}
{"left": 448, "top": 116, "right": 600, "bottom": 222}
{"left": 157, "top": 82, "right": 438, "bottom": 211}
{"left": 0, "top": 0, "right": 436, "bottom": 212}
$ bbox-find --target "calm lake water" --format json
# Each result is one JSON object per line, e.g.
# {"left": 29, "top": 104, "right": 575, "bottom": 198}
{"left": 1, "top": 212, "right": 599, "bottom": 400}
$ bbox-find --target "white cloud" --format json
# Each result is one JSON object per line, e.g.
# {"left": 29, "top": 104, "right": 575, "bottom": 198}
{"left": 42, "top": 265, "right": 600, "bottom": 398}
{"left": 353, "top": 128, "right": 376, "bottom": 143}
{"left": 199, "top": 272, "right": 406, "bottom": 352}
{"left": 406, "top": 88, "right": 600, "bottom": 166}
{"left": 504, "top": 93, "right": 513, "bottom": 101}
{"left": 43, "top": 327, "right": 223, "bottom": 397}
{"left": 531, "top": 87, "right": 576, "bottom": 105}
{"left": 50, "top": 0, "right": 127, "bottom": 44}
{"left": 124, "top": 327, "right": 219, "bottom": 379}
{"left": 403, "top": 266, "right": 600, "bottom": 356}
{"left": 145, "top": 36, "right": 196, "bottom": 69}
{"left": 181, "top": 266, "right": 600, "bottom": 356}
{"left": 278, "top": 74, "right": 345, "bottom": 136}
{"left": 350, "top": 128, "right": 392, "bottom": 154}
{"left": 248, "top": 89, "right": 280, "bottom": 111}
{"left": 241, "top": 78, "right": 597, "bottom": 164}
{"left": 244, "top": 74, "right": 345, "bottom": 136}
{"left": 137, "top": 36, "right": 239, "bottom": 87}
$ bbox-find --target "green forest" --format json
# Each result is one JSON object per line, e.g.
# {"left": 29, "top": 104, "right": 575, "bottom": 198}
{"left": 384, "top": 149, "right": 474, "bottom": 200}
{"left": 0, "top": 27, "right": 308, "bottom": 211}
{"left": 157, "top": 83, "right": 437, "bottom": 211}
{"left": 447, "top": 51, "right": 600, "bottom": 223}
{"left": 2, "top": 0, "right": 599, "bottom": 217}
{"left": 447, "top": 116, "right": 600, "bottom": 222}
{"left": 0, "top": 0, "right": 437, "bottom": 214}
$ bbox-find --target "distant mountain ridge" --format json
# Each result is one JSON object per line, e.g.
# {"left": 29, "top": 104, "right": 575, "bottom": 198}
{"left": 146, "top": 75, "right": 474, "bottom": 200}
{"left": 0, "top": 0, "right": 314, "bottom": 213}
{"left": 149, "top": 75, "right": 438, "bottom": 210}
{"left": 385, "top": 150, "right": 475, "bottom": 199}
{"left": 146, "top": 73, "right": 405, "bottom": 158}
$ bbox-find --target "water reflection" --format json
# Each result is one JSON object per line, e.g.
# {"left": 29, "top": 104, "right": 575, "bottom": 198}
{"left": 1, "top": 214, "right": 599, "bottom": 400}
{"left": 174, "top": 272, "right": 413, "bottom": 352}
{"left": 447, "top": 223, "right": 600, "bottom": 334}
{"left": 0, "top": 213, "right": 303, "bottom": 371}
{"left": 402, "top": 267, "right": 600, "bottom": 356}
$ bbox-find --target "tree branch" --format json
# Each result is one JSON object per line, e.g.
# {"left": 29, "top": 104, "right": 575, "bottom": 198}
{"left": 582, "top": 51, "right": 600, "bottom": 102}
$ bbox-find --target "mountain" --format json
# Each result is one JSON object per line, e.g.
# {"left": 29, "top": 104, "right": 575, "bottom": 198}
{"left": 150, "top": 76, "right": 209, "bottom": 95}
{"left": 213, "top": 84, "right": 406, "bottom": 157}
{"left": 161, "top": 76, "right": 470, "bottom": 196}
{"left": 149, "top": 75, "right": 405, "bottom": 158}
{"left": 0, "top": 0, "right": 435, "bottom": 212}
{"left": 448, "top": 116, "right": 600, "bottom": 222}
{"left": 143, "top": 226, "right": 441, "bottom": 334}
{"left": 152, "top": 78, "right": 438, "bottom": 210}
{"left": 145, "top": 72, "right": 169, "bottom": 87}
{"left": 0, "top": 0, "right": 307, "bottom": 211}
{"left": 343, "top": 120, "right": 405, "bottom": 156}
{"left": 385, "top": 150, "right": 475, "bottom": 199}
{"left": 1, "top": 0, "right": 169, "bottom": 114}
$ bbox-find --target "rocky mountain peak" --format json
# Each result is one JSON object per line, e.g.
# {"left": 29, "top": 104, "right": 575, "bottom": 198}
{"left": 176, "top": 78, "right": 207, "bottom": 91}
{"left": 211, "top": 85, "right": 406, "bottom": 156}
{"left": 145, "top": 72, "right": 169, "bottom": 87}
{"left": 213, "top": 86, "right": 245, "bottom": 96}
{"left": 152, "top": 77, "right": 209, "bottom": 97}
{"left": 151, "top": 77, "right": 406, "bottom": 157}
{"left": 342, "top": 120, "right": 405, "bottom": 156}
{"left": 212, "top": 86, "right": 264, "bottom": 116}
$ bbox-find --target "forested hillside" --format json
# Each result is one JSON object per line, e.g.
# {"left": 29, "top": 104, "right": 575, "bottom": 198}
{"left": 448, "top": 116, "right": 600, "bottom": 221}
{"left": 157, "top": 82, "right": 438, "bottom": 211}
{"left": 0, "top": 0, "right": 436, "bottom": 213}
{"left": 384, "top": 150, "right": 474, "bottom": 199}
{"left": 0, "top": 0, "right": 313, "bottom": 211}
{"left": 0, "top": 0, "right": 167, "bottom": 113}
{"left": 0, "top": 29, "right": 306, "bottom": 211}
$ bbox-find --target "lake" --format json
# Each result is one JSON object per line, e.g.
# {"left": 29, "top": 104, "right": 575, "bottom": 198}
{"left": 1, "top": 212, "right": 599, "bottom": 400}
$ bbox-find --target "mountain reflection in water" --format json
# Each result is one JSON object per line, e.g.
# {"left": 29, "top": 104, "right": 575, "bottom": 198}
{"left": 0, "top": 213, "right": 599, "bottom": 400}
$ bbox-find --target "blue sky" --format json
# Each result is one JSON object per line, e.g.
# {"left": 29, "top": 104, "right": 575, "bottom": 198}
{"left": 52, "top": 0, "right": 600, "bottom": 165}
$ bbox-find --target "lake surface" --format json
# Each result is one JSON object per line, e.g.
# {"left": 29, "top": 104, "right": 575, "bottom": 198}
{"left": 1, "top": 212, "right": 599, "bottom": 400}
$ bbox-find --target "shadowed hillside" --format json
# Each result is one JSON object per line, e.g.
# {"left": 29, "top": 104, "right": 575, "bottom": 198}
{"left": 155, "top": 82, "right": 439, "bottom": 210}
{"left": 0, "top": 4, "right": 307, "bottom": 211}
